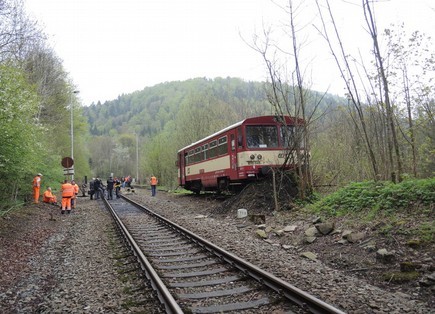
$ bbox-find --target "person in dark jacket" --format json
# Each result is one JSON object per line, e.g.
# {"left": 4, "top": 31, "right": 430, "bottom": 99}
{"left": 94, "top": 178, "right": 101, "bottom": 199}
{"left": 106, "top": 177, "right": 114, "bottom": 200}
{"left": 114, "top": 178, "right": 121, "bottom": 198}
{"left": 89, "top": 178, "right": 95, "bottom": 200}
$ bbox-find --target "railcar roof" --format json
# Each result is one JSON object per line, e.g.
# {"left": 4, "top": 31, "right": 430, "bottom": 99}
{"left": 177, "top": 115, "right": 296, "bottom": 152}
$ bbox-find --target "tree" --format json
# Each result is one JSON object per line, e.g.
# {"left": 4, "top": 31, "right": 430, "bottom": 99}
{"left": 315, "top": 0, "right": 380, "bottom": 181}
{"left": 0, "top": 0, "right": 91, "bottom": 207}
{"left": 0, "top": 0, "right": 43, "bottom": 63}
{"left": 248, "top": 0, "right": 317, "bottom": 200}
{"left": 174, "top": 91, "right": 238, "bottom": 147}
{"left": 383, "top": 25, "right": 435, "bottom": 178}
{"left": 315, "top": 0, "right": 434, "bottom": 183}
{"left": 363, "top": 0, "right": 402, "bottom": 182}
{"left": 0, "top": 65, "right": 40, "bottom": 206}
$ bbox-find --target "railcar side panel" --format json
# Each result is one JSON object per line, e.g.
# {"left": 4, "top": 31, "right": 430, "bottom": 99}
{"left": 184, "top": 155, "right": 231, "bottom": 187}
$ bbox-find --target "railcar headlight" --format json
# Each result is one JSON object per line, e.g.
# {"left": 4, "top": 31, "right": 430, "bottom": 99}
{"left": 257, "top": 154, "right": 262, "bottom": 160}
{"left": 250, "top": 154, "right": 255, "bottom": 160}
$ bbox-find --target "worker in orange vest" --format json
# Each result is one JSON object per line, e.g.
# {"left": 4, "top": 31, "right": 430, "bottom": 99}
{"left": 61, "top": 180, "right": 74, "bottom": 214}
{"left": 32, "top": 173, "right": 43, "bottom": 203}
{"left": 71, "top": 180, "right": 79, "bottom": 209}
{"left": 43, "top": 187, "right": 58, "bottom": 205}
{"left": 150, "top": 175, "right": 158, "bottom": 197}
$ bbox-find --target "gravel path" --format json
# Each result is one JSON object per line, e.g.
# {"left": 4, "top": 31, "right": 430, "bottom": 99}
{"left": 0, "top": 197, "right": 162, "bottom": 313}
{"left": 0, "top": 189, "right": 433, "bottom": 313}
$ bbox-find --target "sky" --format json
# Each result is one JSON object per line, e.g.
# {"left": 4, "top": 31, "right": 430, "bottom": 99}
{"left": 24, "top": 0, "right": 435, "bottom": 106}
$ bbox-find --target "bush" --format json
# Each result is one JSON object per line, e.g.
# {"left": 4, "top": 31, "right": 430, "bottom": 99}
{"left": 311, "top": 178, "right": 435, "bottom": 216}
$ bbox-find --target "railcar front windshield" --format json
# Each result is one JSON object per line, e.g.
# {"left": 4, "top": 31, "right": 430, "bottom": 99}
{"left": 246, "top": 125, "right": 278, "bottom": 148}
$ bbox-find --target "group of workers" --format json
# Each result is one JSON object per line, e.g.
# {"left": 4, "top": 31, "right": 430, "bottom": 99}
{"left": 59, "top": 179, "right": 79, "bottom": 214}
{"left": 88, "top": 177, "right": 122, "bottom": 200}
{"left": 33, "top": 173, "right": 79, "bottom": 214}
{"left": 32, "top": 173, "right": 159, "bottom": 213}
{"left": 33, "top": 173, "right": 59, "bottom": 205}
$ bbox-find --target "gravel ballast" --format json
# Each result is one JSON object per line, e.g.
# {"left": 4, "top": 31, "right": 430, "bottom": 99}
{"left": 0, "top": 189, "right": 433, "bottom": 313}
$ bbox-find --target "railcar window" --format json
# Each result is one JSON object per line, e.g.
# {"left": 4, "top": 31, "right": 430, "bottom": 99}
{"left": 246, "top": 126, "right": 278, "bottom": 148}
{"left": 186, "top": 149, "right": 195, "bottom": 165}
{"left": 203, "top": 144, "right": 208, "bottom": 159}
{"left": 217, "top": 136, "right": 227, "bottom": 155}
{"left": 208, "top": 140, "right": 218, "bottom": 158}
{"left": 194, "top": 147, "right": 202, "bottom": 162}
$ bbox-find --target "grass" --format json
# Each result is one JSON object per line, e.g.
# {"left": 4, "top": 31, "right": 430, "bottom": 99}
{"left": 419, "top": 222, "right": 435, "bottom": 242}
{"left": 310, "top": 178, "right": 435, "bottom": 215}
{"left": 308, "top": 178, "right": 435, "bottom": 243}
{"left": 382, "top": 271, "right": 421, "bottom": 283}
{"left": 0, "top": 201, "right": 26, "bottom": 217}
{"left": 170, "top": 187, "right": 195, "bottom": 195}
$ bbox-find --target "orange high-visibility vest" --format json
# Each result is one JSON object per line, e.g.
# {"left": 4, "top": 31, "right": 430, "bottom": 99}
{"left": 150, "top": 176, "right": 158, "bottom": 185}
{"left": 43, "top": 190, "right": 57, "bottom": 203}
{"left": 33, "top": 176, "right": 41, "bottom": 187}
{"left": 61, "top": 183, "right": 74, "bottom": 197}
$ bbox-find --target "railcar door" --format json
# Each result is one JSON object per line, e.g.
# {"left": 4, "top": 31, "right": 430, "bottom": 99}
{"left": 229, "top": 131, "right": 238, "bottom": 178}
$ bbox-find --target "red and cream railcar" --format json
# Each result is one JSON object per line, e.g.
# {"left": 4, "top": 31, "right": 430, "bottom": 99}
{"left": 177, "top": 115, "right": 304, "bottom": 194}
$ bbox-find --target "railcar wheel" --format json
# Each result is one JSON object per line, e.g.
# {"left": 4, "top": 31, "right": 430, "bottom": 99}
{"left": 191, "top": 180, "right": 202, "bottom": 195}
{"left": 217, "top": 178, "right": 228, "bottom": 195}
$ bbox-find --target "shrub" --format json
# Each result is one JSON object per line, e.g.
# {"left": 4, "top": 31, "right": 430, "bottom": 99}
{"left": 311, "top": 178, "right": 435, "bottom": 216}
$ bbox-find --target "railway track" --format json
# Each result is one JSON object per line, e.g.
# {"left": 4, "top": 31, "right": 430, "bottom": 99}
{"left": 103, "top": 195, "right": 346, "bottom": 314}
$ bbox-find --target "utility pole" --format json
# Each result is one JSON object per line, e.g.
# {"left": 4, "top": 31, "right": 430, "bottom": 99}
{"left": 136, "top": 133, "right": 139, "bottom": 184}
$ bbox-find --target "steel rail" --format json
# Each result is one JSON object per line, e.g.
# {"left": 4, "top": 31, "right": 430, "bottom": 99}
{"left": 122, "top": 195, "right": 346, "bottom": 314}
{"left": 102, "top": 198, "right": 183, "bottom": 314}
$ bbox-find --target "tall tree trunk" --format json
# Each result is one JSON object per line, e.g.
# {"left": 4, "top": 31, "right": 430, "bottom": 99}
{"left": 363, "top": 0, "right": 403, "bottom": 182}
{"left": 403, "top": 68, "right": 418, "bottom": 177}
{"left": 289, "top": 0, "right": 309, "bottom": 199}
{"left": 316, "top": 0, "right": 379, "bottom": 179}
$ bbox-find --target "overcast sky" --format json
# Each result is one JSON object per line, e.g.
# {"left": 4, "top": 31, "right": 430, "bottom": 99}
{"left": 24, "top": 0, "right": 435, "bottom": 105}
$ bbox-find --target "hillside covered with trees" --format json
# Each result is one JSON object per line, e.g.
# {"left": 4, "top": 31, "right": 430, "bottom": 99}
{"left": 79, "top": 0, "right": 435, "bottom": 193}
{"left": 82, "top": 72, "right": 433, "bottom": 192}
{"left": 1, "top": 0, "right": 433, "bottom": 213}
{"left": 82, "top": 77, "right": 343, "bottom": 187}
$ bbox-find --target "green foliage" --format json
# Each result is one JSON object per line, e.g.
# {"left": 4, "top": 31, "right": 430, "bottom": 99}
{"left": 84, "top": 78, "right": 274, "bottom": 186}
{"left": 0, "top": 63, "right": 83, "bottom": 210}
{"left": 0, "top": 65, "right": 41, "bottom": 206}
{"left": 382, "top": 271, "right": 421, "bottom": 283}
{"left": 310, "top": 178, "right": 435, "bottom": 216}
{"left": 0, "top": 10, "right": 91, "bottom": 209}
{"left": 418, "top": 222, "right": 434, "bottom": 243}
{"left": 83, "top": 77, "right": 344, "bottom": 188}
{"left": 83, "top": 78, "right": 273, "bottom": 137}
{"left": 143, "top": 124, "right": 179, "bottom": 189}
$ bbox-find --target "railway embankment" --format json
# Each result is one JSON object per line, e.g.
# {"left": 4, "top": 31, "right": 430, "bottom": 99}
{"left": 0, "top": 184, "right": 433, "bottom": 313}
{"left": 128, "top": 182, "right": 434, "bottom": 312}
